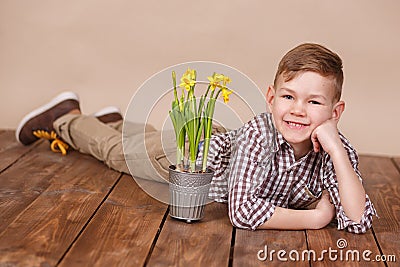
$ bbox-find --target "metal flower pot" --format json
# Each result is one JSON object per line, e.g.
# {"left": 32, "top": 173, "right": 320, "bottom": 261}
{"left": 168, "top": 165, "right": 213, "bottom": 223}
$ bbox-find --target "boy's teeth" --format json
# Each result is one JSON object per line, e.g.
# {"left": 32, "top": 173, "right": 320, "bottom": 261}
{"left": 289, "top": 122, "right": 302, "bottom": 126}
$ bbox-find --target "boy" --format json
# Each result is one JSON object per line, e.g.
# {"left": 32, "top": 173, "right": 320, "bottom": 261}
{"left": 203, "top": 43, "right": 376, "bottom": 233}
{"left": 16, "top": 43, "right": 376, "bottom": 233}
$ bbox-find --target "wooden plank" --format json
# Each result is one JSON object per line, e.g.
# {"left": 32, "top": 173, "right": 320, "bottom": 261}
{"left": 359, "top": 155, "right": 400, "bottom": 266}
{"left": 306, "top": 224, "right": 383, "bottom": 266}
{"left": 0, "top": 141, "right": 75, "bottom": 233}
{"left": 234, "top": 229, "right": 308, "bottom": 266}
{"left": 0, "top": 130, "right": 39, "bottom": 172}
{"left": 359, "top": 156, "right": 400, "bottom": 232}
{"left": 59, "top": 175, "right": 168, "bottom": 266}
{"left": 148, "top": 202, "right": 232, "bottom": 266}
{"left": 0, "top": 147, "right": 121, "bottom": 266}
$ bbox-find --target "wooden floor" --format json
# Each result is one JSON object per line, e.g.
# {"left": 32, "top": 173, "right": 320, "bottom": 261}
{"left": 0, "top": 129, "right": 399, "bottom": 266}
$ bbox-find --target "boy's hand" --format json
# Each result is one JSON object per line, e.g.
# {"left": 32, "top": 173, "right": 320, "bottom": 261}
{"left": 311, "top": 119, "right": 342, "bottom": 155}
{"left": 314, "top": 190, "right": 335, "bottom": 228}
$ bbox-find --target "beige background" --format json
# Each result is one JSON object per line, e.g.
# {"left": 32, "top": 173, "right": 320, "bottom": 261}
{"left": 1, "top": 0, "right": 399, "bottom": 156}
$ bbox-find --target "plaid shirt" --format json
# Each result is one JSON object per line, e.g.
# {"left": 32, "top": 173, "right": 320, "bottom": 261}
{"left": 200, "top": 112, "right": 377, "bottom": 233}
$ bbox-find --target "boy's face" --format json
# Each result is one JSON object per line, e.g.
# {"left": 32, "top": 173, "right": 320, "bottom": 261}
{"left": 267, "top": 71, "right": 344, "bottom": 154}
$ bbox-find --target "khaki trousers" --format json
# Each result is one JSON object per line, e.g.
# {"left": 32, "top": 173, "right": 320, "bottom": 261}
{"left": 53, "top": 114, "right": 175, "bottom": 183}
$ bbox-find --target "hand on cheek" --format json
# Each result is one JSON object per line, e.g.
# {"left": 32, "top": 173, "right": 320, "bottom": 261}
{"left": 311, "top": 119, "right": 342, "bottom": 155}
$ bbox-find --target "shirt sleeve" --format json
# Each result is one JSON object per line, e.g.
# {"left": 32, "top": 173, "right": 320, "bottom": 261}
{"left": 197, "top": 131, "right": 236, "bottom": 202}
{"left": 322, "top": 137, "right": 377, "bottom": 234}
{"left": 227, "top": 126, "right": 276, "bottom": 230}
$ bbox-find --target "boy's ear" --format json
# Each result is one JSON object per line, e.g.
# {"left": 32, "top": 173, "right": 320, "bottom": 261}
{"left": 266, "top": 85, "right": 275, "bottom": 111}
{"left": 332, "top": 100, "right": 345, "bottom": 121}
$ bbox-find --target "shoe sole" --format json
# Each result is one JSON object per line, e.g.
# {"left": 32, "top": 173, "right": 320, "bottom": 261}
{"left": 92, "top": 106, "right": 123, "bottom": 124}
{"left": 92, "top": 106, "right": 121, "bottom": 117}
{"left": 15, "top": 91, "right": 79, "bottom": 143}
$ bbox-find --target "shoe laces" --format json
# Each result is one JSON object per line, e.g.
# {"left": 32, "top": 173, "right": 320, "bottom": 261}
{"left": 33, "top": 130, "right": 69, "bottom": 155}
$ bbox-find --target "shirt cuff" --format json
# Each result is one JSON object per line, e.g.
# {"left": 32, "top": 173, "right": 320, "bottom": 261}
{"left": 230, "top": 198, "right": 276, "bottom": 230}
{"left": 336, "top": 195, "right": 377, "bottom": 234}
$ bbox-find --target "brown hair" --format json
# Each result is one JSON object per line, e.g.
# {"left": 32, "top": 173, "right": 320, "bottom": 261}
{"left": 273, "top": 43, "right": 344, "bottom": 101}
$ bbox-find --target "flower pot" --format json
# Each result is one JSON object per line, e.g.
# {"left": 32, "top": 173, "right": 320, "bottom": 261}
{"left": 168, "top": 165, "right": 213, "bottom": 223}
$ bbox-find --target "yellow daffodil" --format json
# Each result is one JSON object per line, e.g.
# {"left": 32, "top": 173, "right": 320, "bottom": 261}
{"left": 207, "top": 73, "right": 223, "bottom": 91}
{"left": 221, "top": 87, "right": 233, "bottom": 103}
{"left": 180, "top": 77, "right": 195, "bottom": 91}
{"left": 179, "top": 68, "right": 196, "bottom": 91}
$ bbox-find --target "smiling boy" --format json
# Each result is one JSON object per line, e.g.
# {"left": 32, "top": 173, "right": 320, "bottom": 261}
{"left": 204, "top": 43, "right": 376, "bottom": 233}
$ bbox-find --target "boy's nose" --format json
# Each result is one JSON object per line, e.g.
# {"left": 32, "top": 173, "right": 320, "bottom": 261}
{"left": 290, "top": 101, "right": 306, "bottom": 116}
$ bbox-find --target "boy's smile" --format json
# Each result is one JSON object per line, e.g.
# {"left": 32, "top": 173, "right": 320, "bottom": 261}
{"left": 267, "top": 71, "right": 343, "bottom": 158}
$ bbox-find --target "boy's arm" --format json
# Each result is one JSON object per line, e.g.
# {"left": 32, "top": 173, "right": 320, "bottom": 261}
{"left": 257, "top": 191, "right": 335, "bottom": 230}
{"left": 311, "top": 119, "right": 366, "bottom": 223}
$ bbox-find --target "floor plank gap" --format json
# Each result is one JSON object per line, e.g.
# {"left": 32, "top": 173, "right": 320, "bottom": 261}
{"left": 56, "top": 173, "right": 124, "bottom": 266}
{"left": 371, "top": 227, "right": 389, "bottom": 267}
{"left": 143, "top": 205, "right": 170, "bottom": 267}
{"left": 228, "top": 227, "right": 236, "bottom": 267}
{"left": 304, "top": 230, "right": 312, "bottom": 267}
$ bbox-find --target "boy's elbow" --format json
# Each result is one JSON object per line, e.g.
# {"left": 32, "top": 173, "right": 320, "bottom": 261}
{"left": 230, "top": 219, "right": 248, "bottom": 229}
{"left": 312, "top": 211, "right": 334, "bottom": 230}
{"left": 312, "top": 218, "right": 332, "bottom": 230}
{"left": 228, "top": 208, "right": 252, "bottom": 230}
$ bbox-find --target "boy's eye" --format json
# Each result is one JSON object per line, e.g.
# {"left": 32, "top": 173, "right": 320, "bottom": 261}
{"left": 282, "top": 95, "right": 293, "bottom": 100}
{"left": 309, "top": 100, "right": 321, "bottom": 105}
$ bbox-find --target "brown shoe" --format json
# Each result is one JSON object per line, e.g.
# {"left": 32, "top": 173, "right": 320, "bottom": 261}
{"left": 93, "top": 106, "right": 123, "bottom": 124}
{"left": 16, "top": 92, "right": 80, "bottom": 145}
